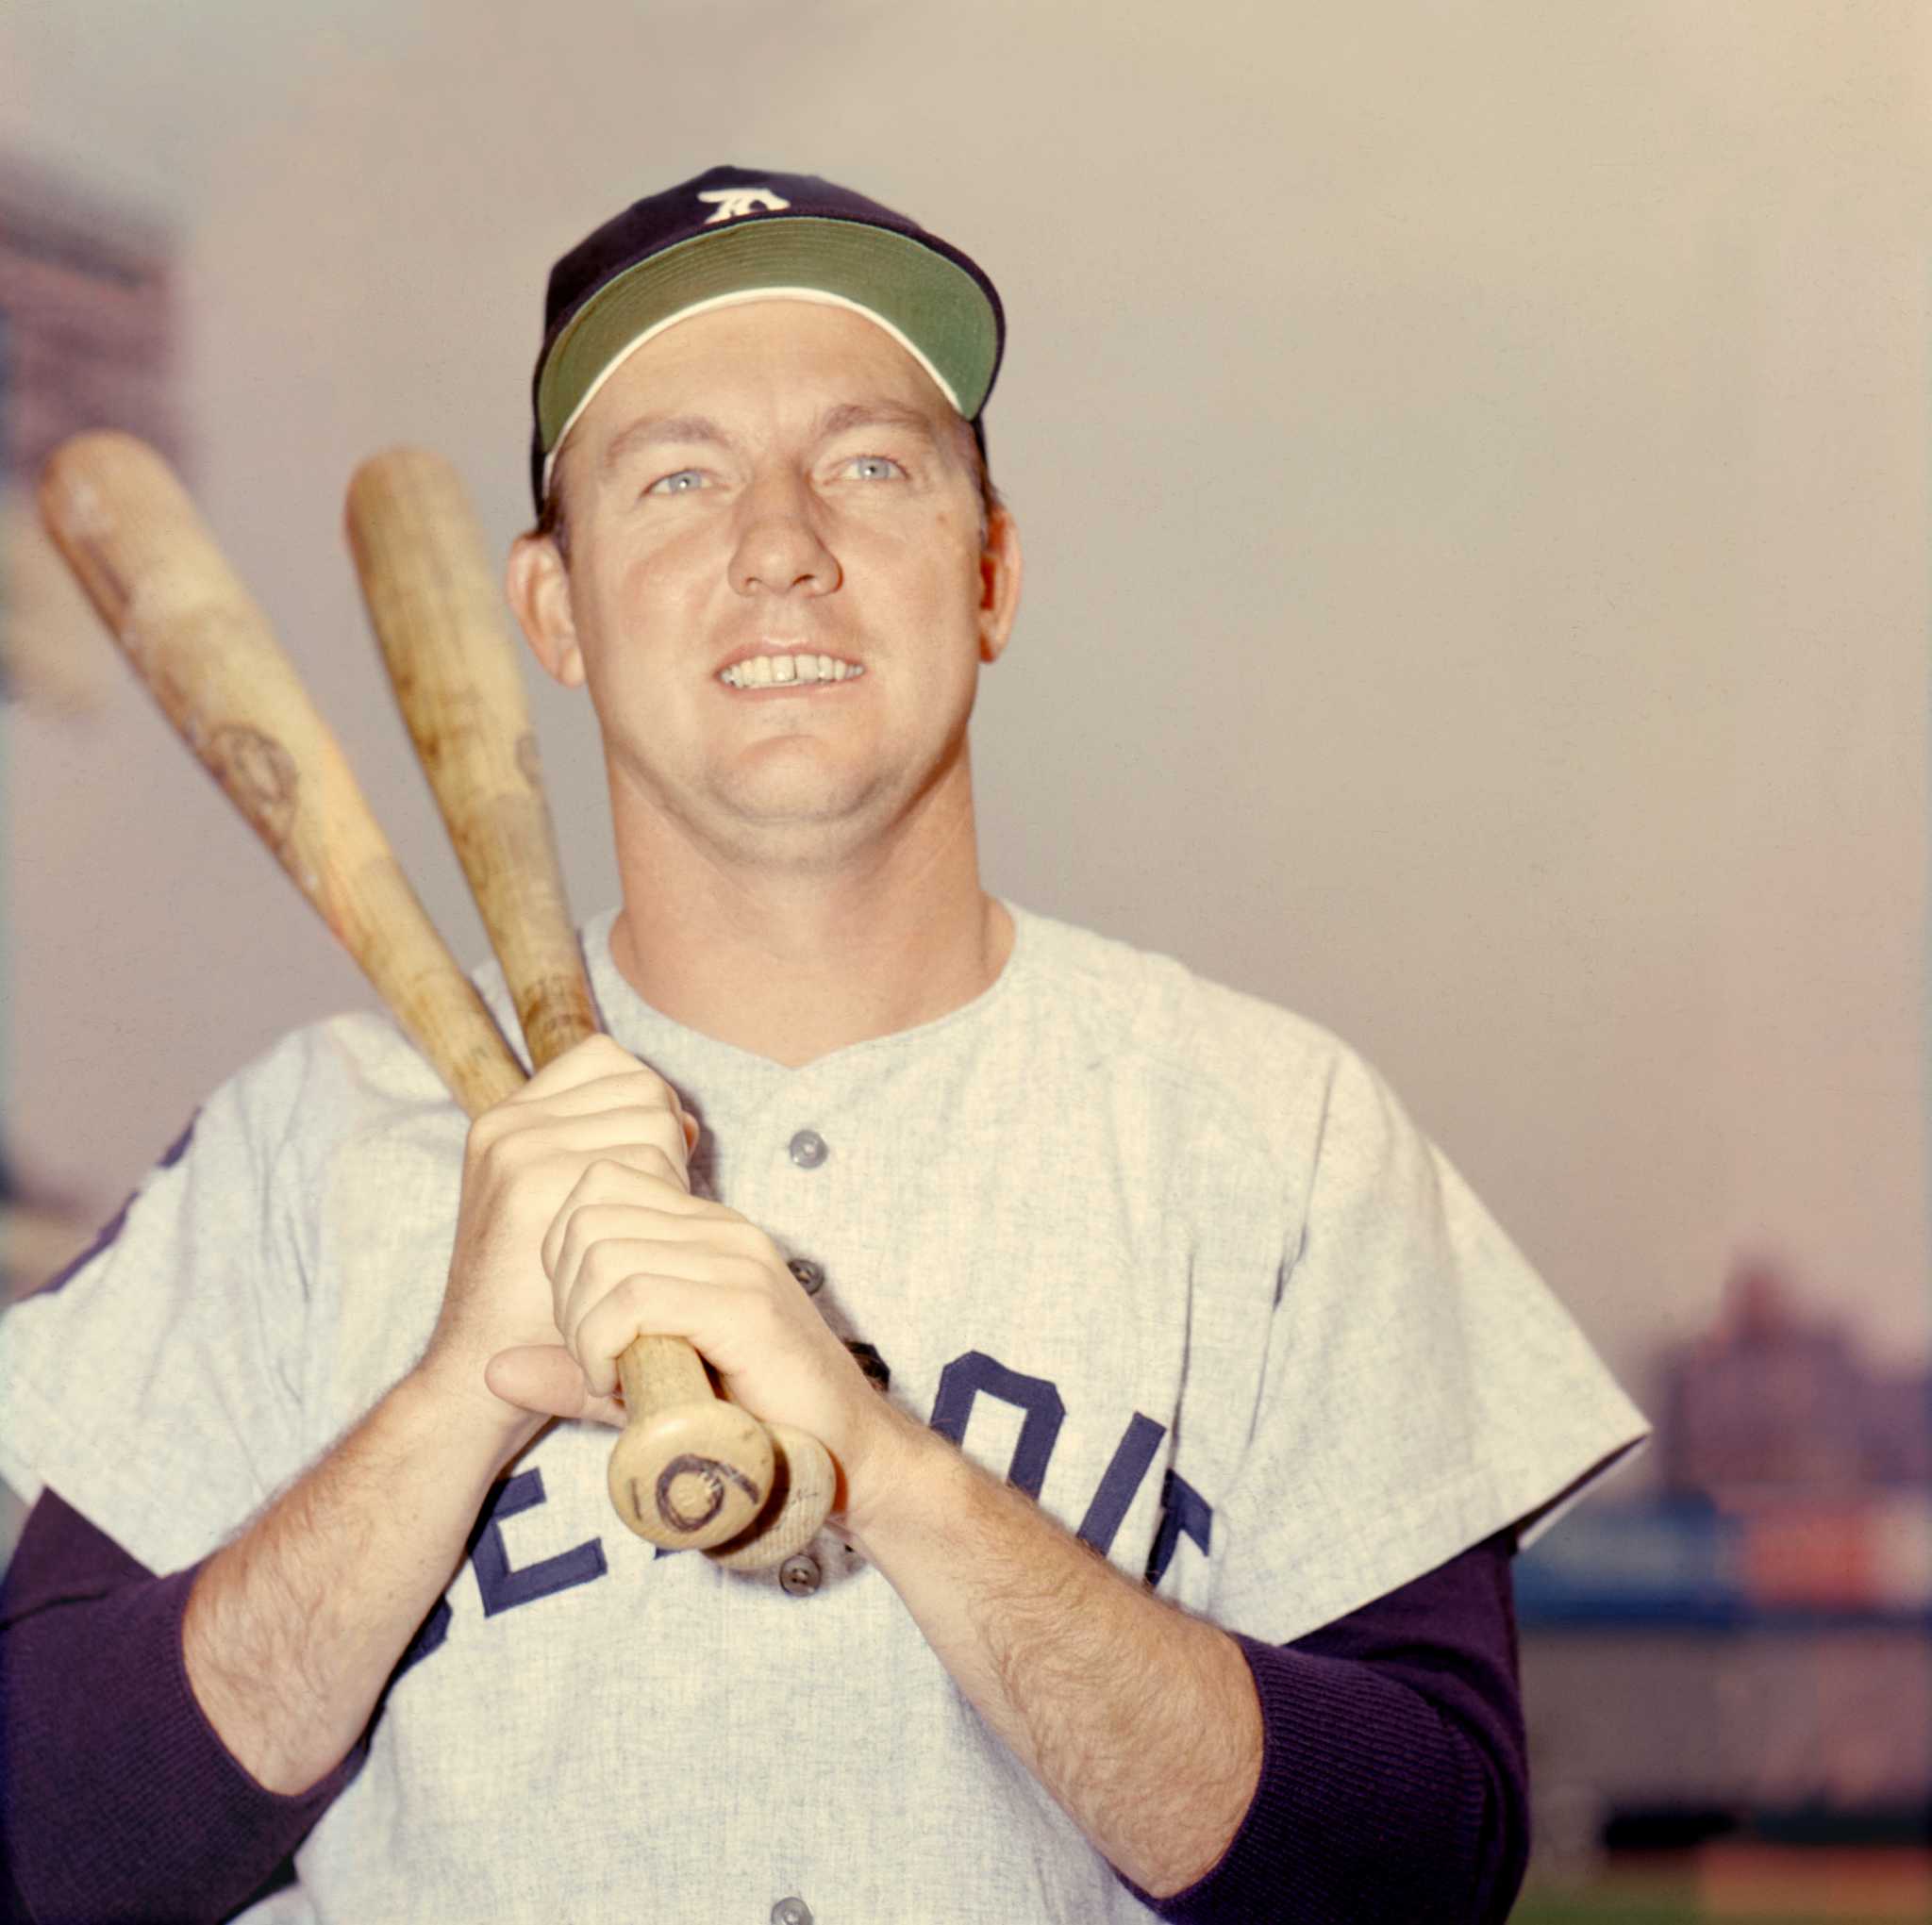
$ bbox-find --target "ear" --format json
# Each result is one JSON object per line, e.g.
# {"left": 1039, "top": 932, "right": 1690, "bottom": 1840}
{"left": 976, "top": 505, "right": 1023, "bottom": 665}
{"left": 507, "top": 532, "right": 585, "bottom": 689}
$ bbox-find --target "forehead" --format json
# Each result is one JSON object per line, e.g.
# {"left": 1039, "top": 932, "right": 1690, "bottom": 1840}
{"left": 576, "top": 298, "right": 955, "bottom": 441}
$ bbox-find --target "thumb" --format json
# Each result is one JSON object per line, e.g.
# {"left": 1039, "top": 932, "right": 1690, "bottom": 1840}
{"left": 485, "top": 1345, "right": 626, "bottom": 1428}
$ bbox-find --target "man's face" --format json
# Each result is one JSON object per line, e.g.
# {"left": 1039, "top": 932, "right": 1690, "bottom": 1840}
{"left": 515, "top": 299, "right": 1019, "bottom": 867}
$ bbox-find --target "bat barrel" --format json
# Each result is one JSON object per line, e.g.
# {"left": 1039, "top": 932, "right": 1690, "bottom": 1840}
{"left": 39, "top": 430, "right": 527, "bottom": 1120}
{"left": 345, "top": 449, "right": 597, "bottom": 1070}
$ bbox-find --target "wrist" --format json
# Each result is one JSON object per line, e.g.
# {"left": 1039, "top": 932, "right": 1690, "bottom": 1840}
{"left": 398, "top": 1352, "right": 547, "bottom": 1474}
{"left": 838, "top": 1403, "right": 964, "bottom": 1559}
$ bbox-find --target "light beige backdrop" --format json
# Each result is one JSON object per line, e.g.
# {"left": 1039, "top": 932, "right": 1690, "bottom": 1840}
{"left": 4, "top": 1, "right": 1925, "bottom": 1420}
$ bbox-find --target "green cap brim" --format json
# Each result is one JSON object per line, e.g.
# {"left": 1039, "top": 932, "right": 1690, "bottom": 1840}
{"left": 537, "top": 218, "right": 1000, "bottom": 459}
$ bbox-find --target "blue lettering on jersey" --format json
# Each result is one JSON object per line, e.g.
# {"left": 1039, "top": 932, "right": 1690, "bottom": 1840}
{"left": 1145, "top": 1469, "right": 1211, "bottom": 1586}
{"left": 393, "top": 1596, "right": 451, "bottom": 1680}
{"left": 925, "top": 1353, "right": 1210, "bottom": 1578}
{"left": 929, "top": 1351, "right": 1066, "bottom": 1497}
{"left": 472, "top": 1467, "right": 608, "bottom": 1617}
{"left": 1075, "top": 1412, "right": 1167, "bottom": 1556}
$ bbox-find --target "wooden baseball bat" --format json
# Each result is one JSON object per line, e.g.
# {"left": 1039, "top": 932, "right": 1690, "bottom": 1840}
{"left": 343, "top": 448, "right": 834, "bottom": 1568}
{"left": 37, "top": 432, "right": 527, "bottom": 1122}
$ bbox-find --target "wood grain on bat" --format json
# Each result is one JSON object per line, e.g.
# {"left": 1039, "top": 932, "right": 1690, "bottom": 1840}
{"left": 38, "top": 430, "right": 525, "bottom": 1119}
{"left": 344, "top": 450, "right": 595, "bottom": 1071}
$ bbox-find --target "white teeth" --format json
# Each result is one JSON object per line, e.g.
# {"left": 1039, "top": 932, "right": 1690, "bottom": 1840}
{"left": 719, "top": 655, "right": 865, "bottom": 689}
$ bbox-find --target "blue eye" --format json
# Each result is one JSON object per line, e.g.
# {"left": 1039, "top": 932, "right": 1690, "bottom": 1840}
{"left": 647, "top": 469, "right": 707, "bottom": 495}
{"left": 843, "top": 456, "right": 905, "bottom": 481}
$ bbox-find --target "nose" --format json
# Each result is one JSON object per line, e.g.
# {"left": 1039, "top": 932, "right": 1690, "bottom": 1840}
{"left": 729, "top": 473, "right": 841, "bottom": 599}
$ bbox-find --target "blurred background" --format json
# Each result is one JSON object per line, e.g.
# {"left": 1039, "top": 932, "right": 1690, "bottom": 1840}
{"left": 2, "top": 3, "right": 1925, "bottom": 1916}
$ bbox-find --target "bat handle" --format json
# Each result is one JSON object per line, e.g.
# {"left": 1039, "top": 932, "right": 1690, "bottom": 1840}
{"left": 608, "top": 1336, "right": 775, "bottom": 1546}
{"left": 527, "top": 1007, "right": 835, "bottom": 1557}
{"left": 606, "top": 1336, "right": 836, "bottom": 1565}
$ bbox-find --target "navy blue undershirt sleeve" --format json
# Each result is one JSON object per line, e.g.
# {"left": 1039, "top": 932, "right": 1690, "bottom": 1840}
{"left": 1120, "top": 1529, "right": 1529, "bottom": 1924}
{"left": 0, "top": 1486, "right": 364, "bottom": 1925}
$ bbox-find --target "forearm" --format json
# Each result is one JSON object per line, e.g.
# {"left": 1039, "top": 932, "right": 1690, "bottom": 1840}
{"left": 183, "top": 1367, "right": 536, "bottom": 1794}
{"left": 846, "top": 1410, "right": 1262, "bottom": 1899}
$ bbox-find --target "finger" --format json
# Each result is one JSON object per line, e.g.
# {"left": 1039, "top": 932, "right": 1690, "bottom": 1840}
{"left": 539, "top": 1159, "right": 715, "bottom": 1278}
{"left": 572, "top": 1268, "right": 788, "bottom": 1399}
{"left": 497, "top": 1040, "right": 701, "bottom": 1158}
{"left": 508, "top": 1056, "right": 689, "bottom": 1127}
{"left": 479, "top": 1107, "right": 692, "bottom": 1193}
{"left": 514, "top": 1032, "right": 653, "bottom": 1096}
{"left": 552, "top": 1233, "right": 758, "bottom": 1360}
{"left": 545, "top": 1193, "right": 757, "bottom": 1330}
{"left": 484, "top": 1343, "right": 627, "bottom": 1427}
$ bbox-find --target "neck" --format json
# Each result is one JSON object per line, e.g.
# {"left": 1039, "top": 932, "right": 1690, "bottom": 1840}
{"left": 603, "top": 769, "right": 1014, "bottom": 1067}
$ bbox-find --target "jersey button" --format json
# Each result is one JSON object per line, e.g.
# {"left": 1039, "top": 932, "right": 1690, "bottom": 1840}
{"left": 787, "top": 1129, "right": 828, "bottom": 1170}
{"left": 771, "top": 1900, "right": 813, "bottom": 1925}
{"left": 787, "top": 1256, "right": 824, "bottom": 1295}
{"left": 779, "top": 1552, "right": 822, "bottom": 1598}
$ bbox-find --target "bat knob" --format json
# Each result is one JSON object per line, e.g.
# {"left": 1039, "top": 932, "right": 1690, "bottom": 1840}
{"left": 704, "top": 1423, "right": 839, "bottom": 1572}
{"left": 607, "top": 1399, "right": 776, "bottom": 1551}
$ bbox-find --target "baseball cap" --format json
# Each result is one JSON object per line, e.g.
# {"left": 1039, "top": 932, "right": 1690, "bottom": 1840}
{"left": 529, "top": 165, "right": 1006, "bottom": 513}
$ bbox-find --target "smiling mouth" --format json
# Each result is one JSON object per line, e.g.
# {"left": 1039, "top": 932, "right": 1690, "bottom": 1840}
{"left": 718, "top": 654, "right": 865, "bottom": 689}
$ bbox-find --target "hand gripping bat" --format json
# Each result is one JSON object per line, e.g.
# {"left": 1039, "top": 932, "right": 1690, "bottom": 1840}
{"left": 343, "top": 448, "right": 834, "bottom": 1569}
{"left": 37, "top": 431, "right": 831, "bottom": 1567}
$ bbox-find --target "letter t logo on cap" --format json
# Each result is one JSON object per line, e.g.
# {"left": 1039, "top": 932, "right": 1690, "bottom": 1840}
{"left": 697, "top": 187, "right": 792, "bottom": 224}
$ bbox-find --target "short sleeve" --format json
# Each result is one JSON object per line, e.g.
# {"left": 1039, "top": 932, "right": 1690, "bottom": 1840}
{"left": 1205, "top": 1045, "right": 1649, "bottom": 1644}
{"left": 0, "top": 1027, "right": 322, "bottom": 1573}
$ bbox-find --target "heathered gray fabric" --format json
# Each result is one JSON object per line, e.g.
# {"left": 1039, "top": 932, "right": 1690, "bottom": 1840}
{"left": 0, "top": 903, "right": 1645, "bottom": 1922}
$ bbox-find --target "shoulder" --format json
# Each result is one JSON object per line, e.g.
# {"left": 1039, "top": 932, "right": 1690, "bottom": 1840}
{"left": 146, "top": 997, "right": 473, "bottom": 1204}
{"left": 224, "top": 1003, "right": 455, "bottom": 1130}
{"left": 1003, "top": 904, "right": 1398, "bottom": 1167}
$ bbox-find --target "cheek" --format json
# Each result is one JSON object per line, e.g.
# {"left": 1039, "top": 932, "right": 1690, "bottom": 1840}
{"left": 879, "top": 514, "right": 982, "bottom": 607}
{"left": 580, "top": 553, "right": 706, "bottom": 662}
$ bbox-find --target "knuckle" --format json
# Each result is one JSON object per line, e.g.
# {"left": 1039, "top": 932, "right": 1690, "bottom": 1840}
{"left": 622, "top": 1067, "right": 679, "bottom": 1109}
{"left": 728, "top": 1253, "right": 774, "bottom": 1295}
{"left": 583, "top": 1236, "right": 633, "bottom": 1290}
{"left": 465, "top": 1107, "right": 509, "bottom": 1164}
{"left": 553, "top": 1205, "right": 586, "bottom": 1263}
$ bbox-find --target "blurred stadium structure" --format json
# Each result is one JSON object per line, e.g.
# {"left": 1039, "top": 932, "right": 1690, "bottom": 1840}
{"left": 0, "top": 158, "right": 181, "bottom": 1287}
{"left": 1517, "top": 1256, "right": 1932, "bottom": 1896}
{"left": 0, "top": 158, "right": 181, "bottom": 486}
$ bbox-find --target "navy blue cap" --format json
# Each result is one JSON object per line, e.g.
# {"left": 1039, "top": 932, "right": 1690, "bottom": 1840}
{"left": 529, "top": 165, "right": 1005, "bottom": 513}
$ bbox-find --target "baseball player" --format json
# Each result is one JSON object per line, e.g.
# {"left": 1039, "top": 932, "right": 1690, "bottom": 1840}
{"left": 0, "top": 168, "right": 1647, "bottom": 1923}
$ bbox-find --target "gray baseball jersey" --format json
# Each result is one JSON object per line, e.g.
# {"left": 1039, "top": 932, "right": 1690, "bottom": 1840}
{"left": 0, "top": 904, "right": 1646, "bottom": 1922}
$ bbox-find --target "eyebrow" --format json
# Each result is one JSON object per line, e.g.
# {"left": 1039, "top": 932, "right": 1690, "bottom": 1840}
{"left": 597, "top": 399, "right": 944, "bottom": 481}
{"left": 813, "top": 401, "right": 942, "bottom": 448}
{"left": 597, "top": 413, "right": 728, "bottom": 480}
